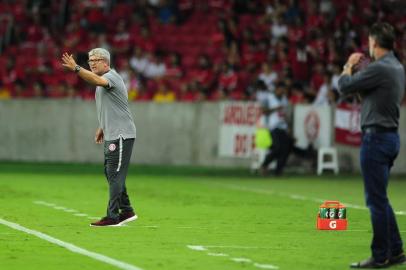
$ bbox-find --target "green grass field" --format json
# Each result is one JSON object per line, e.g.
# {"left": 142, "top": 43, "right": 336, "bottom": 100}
{"left": 1, "top": 163, "right": 405, "bottom": 270}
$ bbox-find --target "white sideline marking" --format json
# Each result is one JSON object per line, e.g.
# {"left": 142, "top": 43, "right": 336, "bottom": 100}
{"left": 231, "top": 257, "right": 252, "bottom": 263}
{"left": 125, "top": 225, "right": 160, "bottom": 229}
{"left": 63, "top": 209, "right": 78, "bottom": 213}
{"left": 34, "top": 201, "right": 56, "bottom": 207}
{"left": 34, "top": 201, "right": 94, "bottom": 220}
{"left": 187, "top": 245, "right": 279, "bottom": 269}
{"left": 205, "top": 245, "right": 268, "bottom": 249}
{"left": 74, "top": 213, "right": 88, "bottom": 217}
{"left": 254, "top": 263, "right": 279, "bottom": 269}
{"left": 33, "top": 201, "right": 143, "bottom": 227}
{"left": 0, "top": 218, "right": 144, "bottom": 270}
{"left": 345, "top": 230, "right": 406, "bottom": 233}
{"left": 53, "top": 206, "right": 68, "bottom": 210}
{"left": 176, "top": 226, "right": 207, "bottom": 229}
{"left": 207, "top": 253, "right": 229, "bottom": 257}
{"left": 187, "top": 245, "right": 207, "bottom": 251}
{"left": 35, "top": 201, "right": 245, "bottom": 231}
{"left": 213, "top": 184, "right": 406, "bottom": 216}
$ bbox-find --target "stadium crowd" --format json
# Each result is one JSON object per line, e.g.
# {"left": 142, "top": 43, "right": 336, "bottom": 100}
{"left": 0, "top": 0, "right": 405, "bottom": 104}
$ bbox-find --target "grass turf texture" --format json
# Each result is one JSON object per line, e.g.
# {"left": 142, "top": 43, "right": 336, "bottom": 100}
{"left": 0, "top": 162, "right": 405, "bottom": 270}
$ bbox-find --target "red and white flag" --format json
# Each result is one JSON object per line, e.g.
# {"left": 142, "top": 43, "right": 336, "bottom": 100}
{"left": 335, "top": 103, "right": 362, "bottom": 146}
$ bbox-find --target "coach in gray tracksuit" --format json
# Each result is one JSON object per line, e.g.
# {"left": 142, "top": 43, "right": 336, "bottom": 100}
{"left": 62, "top": 48, "right": 137, "bottom": 227}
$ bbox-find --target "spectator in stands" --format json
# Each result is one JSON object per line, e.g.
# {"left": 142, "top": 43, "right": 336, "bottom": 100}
{"left": 1, "top": 0, "right": 405, "bottom": 104}
{"left": 63, "top": 21, "right": 89, "bottom": 53}
{"left": 284, "top": 0, "right": 302, "bottom": 24}
{"left": 25, "top": 13, "right": 45, "bottom": 43}
{"left": 3, "top": 60, "right": 19, "bottom": 89}
{"left": 258, "top": 62, "right": 278, "bottom": 92}
{"left": 178, "top": 81, "right": 203, "bottom": 102}
{"left": 85, "top": 3, "right": 106, "bottom": 33}
{"left": 12, "top": 80, "right": 26, "bottom": 98}
{"left": 240, "top": 40, "right": 258, "bottom": 73}
{"left": 307, "top": 61, "right": 326, "bottom": 102}
{"left": 134, "top": 82, "right": 154, "bottom": 102}
{"left": 264, "top": 0, "right": 275, "bottom": 17}
{"left": 148, "top": 0, "right": 160, "bottom": 10}
{"left": 157, "top": 0, "right": 176, "bottom": 24}
{"left": 270, "top": 15, "right": 288, "bottom": 44}
{"left": 118, "top": 60, "right": 132, "bottom": 89}
{"left": 79, "top": 87, "right": 95, "bottom": 100}
{"left": 129, "top": 47, "right": 149, "bottom": 75}
{"left": 0, "top": 82, "right": 11, "bottom": 99}
{"left": 48, "top": 83, "right": 67, "bottom": 99}
{"left": 127, "top": 69, "right": 141, "bottom": 101}
{"left": 289, "top": 41, "right": 312, "bottom": 83}
{"left": 218, "top": 18, "right": 238, "bottom": 48}
{"left": 94, "top": 33, "right": 111, "bottom": 51}
{"left": 217, "top": 62, "right": 238, "bottom": 99}
{"left": 66, "top": 84, "right": 79, "bottom": 99}
{"left": 273, "top": 44, "right": 291, "bottom": 73}
{"left": 143, "top": 51, "right": 166, "bottom": 79}
{"left": 313, "top": 71, "right": 333, "bottom": 106}
{"left": 32, "top": 82, "right": 46, "bottom": 98}
{"left": 192, "top": 54, "right": 215, "bottom": 97}
{"left": 153, "top": 80, "right": 175, "bottom": 102}
{"left": 110, "top": 19, "right": 130, "bottom": 56}
{"left": 245, "top": 79, "right": 268, "bottom": 103}
{"left": 226, "top": 41, "right": 241, "bottom": 67}
{"left": 307, "top": 29, "right": 328, "bottom": 62}
{"left": 289, "top": 81, "right": 305, "bottom": 105}
{"left": 134, "top": 26, "right": 156, "bottom": 52}
{"left": 165, "top": 52, "right": 183, "bottom": 79}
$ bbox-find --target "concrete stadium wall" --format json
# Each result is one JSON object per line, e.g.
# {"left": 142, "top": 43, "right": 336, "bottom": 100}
{"left": 0, "top": 100, "right": 248, "bottom": 168}
{"left": 0, "top": 100, "right": 405, "bottom": 174}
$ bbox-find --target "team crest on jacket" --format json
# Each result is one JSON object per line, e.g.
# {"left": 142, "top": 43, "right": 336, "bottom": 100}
{"left": 108, "top": 143, "right": 116, "bottom": 151}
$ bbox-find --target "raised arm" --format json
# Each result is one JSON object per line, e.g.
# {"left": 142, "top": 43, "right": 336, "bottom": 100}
{"left": 338, "top": 64, "right": 380, "bottom": 97}
{"left": 61, "top": 52, "right": 109, "bottom": 87}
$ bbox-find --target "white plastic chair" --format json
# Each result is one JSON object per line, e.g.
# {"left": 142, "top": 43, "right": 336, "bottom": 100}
{"left": 317, "top": 147, "right": 339, "bottom": 175}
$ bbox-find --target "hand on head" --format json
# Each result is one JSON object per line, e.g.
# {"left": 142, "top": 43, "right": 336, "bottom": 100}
{"left": 347, "top": 53, "right": 364, "bottom": 66}
{"left": 348, "top": 53, "right": 371, "bottom": 73}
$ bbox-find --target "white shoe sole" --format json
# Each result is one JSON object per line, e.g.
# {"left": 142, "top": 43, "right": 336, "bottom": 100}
{"left": 90, "top": 223, "right": 121, "bottom": 227}
{"left": 118, "top": 215, "right": 138, "bottom": 225}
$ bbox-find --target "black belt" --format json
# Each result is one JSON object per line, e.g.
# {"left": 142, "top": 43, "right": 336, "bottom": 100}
{"left": 362, "top": 126, "right": 398, "bottom": 134}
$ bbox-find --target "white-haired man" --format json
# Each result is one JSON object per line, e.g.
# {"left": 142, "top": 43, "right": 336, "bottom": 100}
{"left": 62, "top": 48, "right": 137, "bottom": 227}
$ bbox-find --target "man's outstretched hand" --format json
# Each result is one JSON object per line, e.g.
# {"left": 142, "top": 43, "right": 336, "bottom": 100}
{"left": 61, "top": 52, "right": 77, "bottom": 71}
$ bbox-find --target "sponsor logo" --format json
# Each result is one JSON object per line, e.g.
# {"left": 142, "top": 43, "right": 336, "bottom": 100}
{"left": 304, "top": 110, "right": 320, "bottom": 143}
{"left": 108, "top": 143, "right": 116, "bottom": 152}
{"left": 329, "top": 220, "right": 337, "bottom": 229}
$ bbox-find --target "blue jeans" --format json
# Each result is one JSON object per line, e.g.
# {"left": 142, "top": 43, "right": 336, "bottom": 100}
{"left": 360, "top": 132, "right": 403, "bottom": 262}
